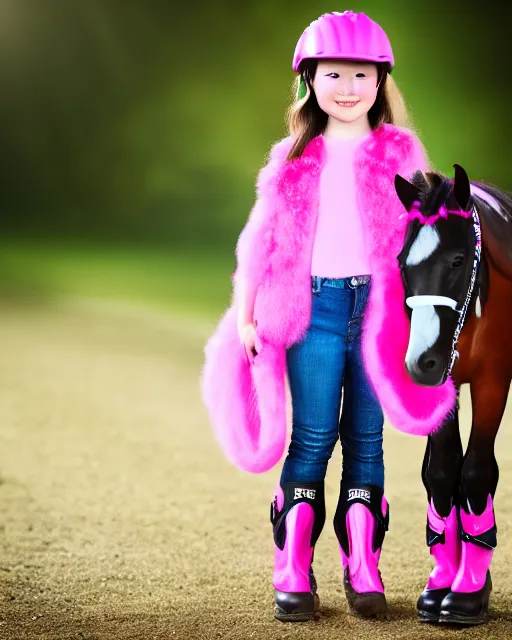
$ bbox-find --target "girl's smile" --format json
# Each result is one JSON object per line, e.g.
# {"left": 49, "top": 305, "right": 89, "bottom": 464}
{"left": 335, "top": 99, "right": 360, "bottom": 108}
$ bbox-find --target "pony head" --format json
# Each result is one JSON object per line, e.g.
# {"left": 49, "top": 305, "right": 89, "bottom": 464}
{"left": 395, "top": 165, "right": 481, "bottom": 387}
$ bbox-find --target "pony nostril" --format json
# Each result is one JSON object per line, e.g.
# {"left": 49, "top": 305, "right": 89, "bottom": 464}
{"left": 407, "top": 353, "right": 446, "bottom": 386}
{"left": 417, "top": 354, "right": 439, "bottom": 374}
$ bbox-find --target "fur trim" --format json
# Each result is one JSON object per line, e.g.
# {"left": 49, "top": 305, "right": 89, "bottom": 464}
{"left": 356, "top": 126, "right": 457, "bottom": 436}
{"left": 201, "top": 307, "right": 287, "bottom": 473}
{"left": 234, "top": 137, "right": 294, "bottom": 301}
{"left": 202, "top": 125, "right": 457, "bottom": 474}
{"left": 255, "top": 136, "right": 324, "bottom": 347}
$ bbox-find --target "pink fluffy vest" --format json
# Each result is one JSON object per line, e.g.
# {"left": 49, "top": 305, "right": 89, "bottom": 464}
{"left": 202, "top": 124, "right": 456, "bottom": 473}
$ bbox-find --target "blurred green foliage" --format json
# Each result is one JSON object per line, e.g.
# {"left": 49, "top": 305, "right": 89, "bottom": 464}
{"left": 0, "top": 239, "right": 234, "bottom": 318}
{"left": 0, "top": 1, "right": 510, "bottom": 317}
{"left": 1, "top": 0, "right": 510, "bottom": 249}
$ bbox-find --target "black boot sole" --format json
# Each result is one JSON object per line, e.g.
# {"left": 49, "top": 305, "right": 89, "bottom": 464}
{"left": 418, "top": 610, "right": 440, "bottom": 623}
{"left": 274, "top": 592, "right": 319, "bottom": 622}
{"left": 344, "top": 579, "right": 387, "bottom": 618}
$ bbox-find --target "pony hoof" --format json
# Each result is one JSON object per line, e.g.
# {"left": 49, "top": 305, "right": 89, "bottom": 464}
{"left": 417, "top": 586, "right": 451, "bottom": 623}
{"left": 439, "top": 572, "right": 492, "bottom": 626}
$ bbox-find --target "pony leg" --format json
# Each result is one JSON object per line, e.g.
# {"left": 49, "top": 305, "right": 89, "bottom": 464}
{"left": 417, "top": 398, "right": 463, "bottom": 622}
{"left": 439, "top": 375, "right": 510, "bottom": 625}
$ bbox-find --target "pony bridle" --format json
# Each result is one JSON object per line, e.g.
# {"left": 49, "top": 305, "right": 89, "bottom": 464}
{"left": 404, "top": 201, "right": 482, "bottom": 379}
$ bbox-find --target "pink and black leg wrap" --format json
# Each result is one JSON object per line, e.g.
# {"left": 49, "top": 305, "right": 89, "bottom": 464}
{"left": 438, "top": 448, "right": 499, "bottom": 626}
{"left": 417, "top": 501, "right": 460, "bottom": 622}
{"left": 438, "top": 495, "right": 496, "bottom": 625}
{"left": 418, "top": 399, "right": 463, "bottom": 622}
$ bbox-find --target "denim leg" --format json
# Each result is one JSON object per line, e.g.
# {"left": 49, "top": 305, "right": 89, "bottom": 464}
{"left": 339, "top": 286, "right": 385, "bottom": 489}
{"left": 281, "top": 287, "right": 350, "bottom": 484}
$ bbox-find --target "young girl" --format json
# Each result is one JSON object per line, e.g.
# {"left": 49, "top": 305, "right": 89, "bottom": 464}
{"left": 203, "top": 10, "right": 451, "bottom": 623}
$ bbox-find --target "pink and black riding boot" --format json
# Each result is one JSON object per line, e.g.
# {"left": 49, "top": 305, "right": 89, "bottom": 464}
{"left": 271, "top": 481, "right": 325, "bottom": 622}
{"left": 417, "top": 500, "right": 461, "bottom": 622}
{"left": 438, "top": 494, "right": 496, "bottom": 625}
{"left": 333, "top": 484, "right": 389, "bottom": 618}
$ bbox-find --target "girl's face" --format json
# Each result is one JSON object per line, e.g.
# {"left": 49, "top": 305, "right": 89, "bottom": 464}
{"left": 312, "top": 60, "right": 380, "bottom": 124}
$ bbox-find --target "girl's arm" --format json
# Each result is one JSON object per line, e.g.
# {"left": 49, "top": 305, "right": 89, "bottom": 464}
{"left": 236, "top": 275, "right": 258, "bottom": 333}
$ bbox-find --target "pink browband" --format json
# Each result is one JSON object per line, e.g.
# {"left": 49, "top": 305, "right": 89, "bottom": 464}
{"left": 408, "top": 200, "right": 472, "bottom": 225}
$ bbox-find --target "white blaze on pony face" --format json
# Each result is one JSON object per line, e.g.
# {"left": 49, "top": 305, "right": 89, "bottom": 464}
{"left": 405, "top": 225, "right": 440, "bottom": 266}
{"left": 405, "top": 306, "right": 441, "bottom": 371}
{"left": 404, "top": 225, "right": 442, "bottom": 370}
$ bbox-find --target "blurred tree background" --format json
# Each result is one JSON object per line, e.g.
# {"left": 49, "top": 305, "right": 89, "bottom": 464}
{"left": 0, "top": 0, "right": 510, "bottom": 317}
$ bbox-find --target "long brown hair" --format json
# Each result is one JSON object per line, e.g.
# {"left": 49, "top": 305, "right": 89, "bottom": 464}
{"left": 286, "top": 59, "right": 411, "bottom": 161}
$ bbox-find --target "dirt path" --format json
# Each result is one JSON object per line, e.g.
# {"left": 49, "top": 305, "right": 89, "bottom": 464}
{"left": 1, "top": 300, "right": 512, "bottom": 639}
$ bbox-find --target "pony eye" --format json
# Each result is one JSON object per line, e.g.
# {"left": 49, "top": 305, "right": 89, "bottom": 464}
{"left": 452, "top": 255, "right": 464, "bottom": 268}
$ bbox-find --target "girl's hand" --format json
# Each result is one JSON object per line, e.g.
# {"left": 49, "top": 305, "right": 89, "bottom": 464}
{"left": 238, "top": 322, "right": 260, "bottom": 364}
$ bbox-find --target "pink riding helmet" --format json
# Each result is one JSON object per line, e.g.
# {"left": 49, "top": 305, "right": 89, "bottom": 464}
{"left": 292, "top": 11, "right": 394, "bottom": 72}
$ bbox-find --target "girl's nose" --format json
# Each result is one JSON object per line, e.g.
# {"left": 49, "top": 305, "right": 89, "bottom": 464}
{"left": 337, "top": 78, "right": 354, "bottom": 96}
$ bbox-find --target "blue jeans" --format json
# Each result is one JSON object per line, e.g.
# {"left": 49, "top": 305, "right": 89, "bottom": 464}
{"left": 280, "top": 275, "right": 384, "bottom": 488}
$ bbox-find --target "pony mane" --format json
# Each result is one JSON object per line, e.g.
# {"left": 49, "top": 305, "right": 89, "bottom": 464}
{"left": 411, "top": 171, "right": 453, "bottom": 217}
{"left": 412, "top": 171, "right": 512, "bottom": 281}
{"left": 468, "top": 182, "right": 512, "bottom": 281}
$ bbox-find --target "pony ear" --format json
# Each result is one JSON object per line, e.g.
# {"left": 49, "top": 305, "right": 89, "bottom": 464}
{"left": 395, "top": 173, "right": 422, "bottom": 212}
{"left": 453, "top": 164, "right": 471, "bottom": 210}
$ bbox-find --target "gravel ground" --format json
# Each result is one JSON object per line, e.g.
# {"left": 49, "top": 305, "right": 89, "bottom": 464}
{"left": 1, "top": 300, "right": 512, "bottom": 640}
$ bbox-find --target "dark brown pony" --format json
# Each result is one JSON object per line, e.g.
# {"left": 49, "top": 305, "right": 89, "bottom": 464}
{"left": 395, "top": 165, "right": 512, "bottom": 626}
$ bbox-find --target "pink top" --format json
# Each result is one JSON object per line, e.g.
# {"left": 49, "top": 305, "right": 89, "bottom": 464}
{"left": 311, "top": 132, "right": 428, "bottom": 278}
{"left": 311, "top": 134, "right": 372, "bottom": 278}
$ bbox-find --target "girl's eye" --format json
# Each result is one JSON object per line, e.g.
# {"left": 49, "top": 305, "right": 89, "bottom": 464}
{"left": 355, "top": 73, "right": 366, "bottom": 78}
{"left": 327, "top": 73, "right": 339, "bottom": 78}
